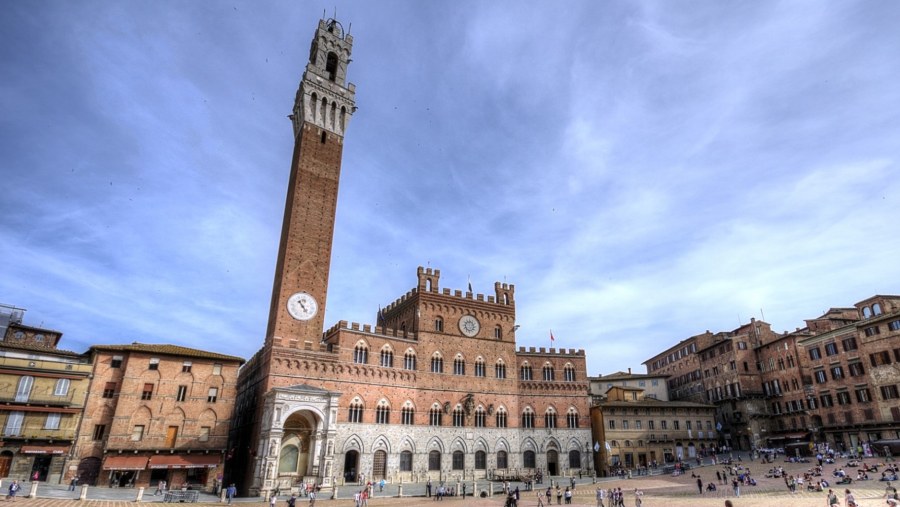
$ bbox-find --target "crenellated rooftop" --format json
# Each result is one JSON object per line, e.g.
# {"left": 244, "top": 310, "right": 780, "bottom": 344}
{"left": 325, "top": 320, "right": 418, "bottom": 341}
{"left": 516, "top": 346, "right": 585, "bottom": 357}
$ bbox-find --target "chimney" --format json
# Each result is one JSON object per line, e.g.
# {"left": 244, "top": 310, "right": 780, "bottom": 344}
{"left": 628, "top": 367, "right": 631, "bottom": 374}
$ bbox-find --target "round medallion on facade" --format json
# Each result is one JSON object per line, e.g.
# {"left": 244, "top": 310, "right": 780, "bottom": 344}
{"left": 458, "top": 315, "right": 480, "bottom": 337}
{"left": 286, "top": 292, "right": 318, "bottom": 321}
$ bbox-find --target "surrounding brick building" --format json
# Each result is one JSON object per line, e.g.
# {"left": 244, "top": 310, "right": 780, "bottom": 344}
{"left": 0, "top": 305, "right": 92, "bottom": 484}
{"left": 70, "top": 344, "right": 243, "bottom": 489}
{"left": 229, "top": 18, "right": 591, "bottom": 496}
{"left": 589, "top": 386, "right": 716, "bottom": 475}
{"left": 793, "top": 296, "right": 900, "bottom": 454}
{"left": 643, "top": 332, "right": 711, "bottom": 403}
{"left": 753, "top": 328, "right": 810, "bottom": 452}
{"left": 642, "top": 296, "right": 900, "bottom": 457}
{"left": 589, "top": 370, "right": 670, "bottom": 404}
{"left": 644, "top": 320, "right": 777, "bottom": 451}
{"left": 695, "top": 319, "right": 776, "bottom": 451}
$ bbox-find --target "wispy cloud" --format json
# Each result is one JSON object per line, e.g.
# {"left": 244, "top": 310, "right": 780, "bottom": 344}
{"left": 2, "top": 1, "right": 898, "bottom": 375}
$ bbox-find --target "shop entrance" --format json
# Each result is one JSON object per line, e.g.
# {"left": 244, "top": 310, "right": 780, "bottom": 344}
{"left": 150, "top": 468, "right": 168, "bottom": 489}
{"left": 31, "top": 455, "right": 52, "bottom": 481}
{"left": 110, "top": 470, "right": 136, "bottom": 488}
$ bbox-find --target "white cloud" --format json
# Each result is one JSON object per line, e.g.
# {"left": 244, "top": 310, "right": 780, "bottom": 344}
{"left": 1, "top": 1, "right": 899, "bottom": 375}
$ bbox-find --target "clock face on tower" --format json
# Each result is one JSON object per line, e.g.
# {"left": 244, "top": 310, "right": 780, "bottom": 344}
{"left": 459, "top": 315, "right": 480, "bottom": 337}
{"left": 286, "top": 292, "right": 318, "bottom": 321}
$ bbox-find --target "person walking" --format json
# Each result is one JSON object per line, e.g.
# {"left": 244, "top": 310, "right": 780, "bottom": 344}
{"left": 827, "top": 489, "right": 839, "bottom": 507}
{"left": 537, "top": 489, "right": 545, "bottom": 507}
{"left": 7, "top": 480, "right": 20, "bottom": 501}
{"left": 844, "top": 488, "right": 856, "bottom": 507}
{"left": 886, "top": 482, "right": 899, "bottom": 501}
{"left": 69, "top": 475, "right": 80, "bottom": 491}
{"left": 596, "top": 486, "right": 605, "bottom": 507}
{"left": 732, "top": 477, "right": 740, "bottom": 497}
{"left": 697, "top": 477, "right": 703, "bottom": 494}
{"left": 226, "top": 484, "right": 236, "bottom": 504}
{"left": 308, "top": 490, "right": 316, "bottom": 507}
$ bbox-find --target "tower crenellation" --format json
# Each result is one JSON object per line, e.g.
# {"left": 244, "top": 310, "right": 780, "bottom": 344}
{"left": 416, "top": 266, "right": 441, "bottom": 292}
{"left": 494, "top": 281, "right": 515, "bottom": 306}
{"left": 291, "top": 18, "right": 356, "bottom": 139}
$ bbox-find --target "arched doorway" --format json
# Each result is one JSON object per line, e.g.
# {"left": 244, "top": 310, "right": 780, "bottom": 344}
{"left": 343, "top": 450, "right": 359, "bottom": 482}
{"left": 546, "top": 450, "right": 558, "bottom": 476}
{"left": 76, "top": 457, "right": 101, "bottom": 486}
{"left": 372, "top": 450, "right": 387, "bottom": 480}
{"left": 0, "top": 451, "right": 13, "bottom": 478}
{"left": 568, "top": 450, "right": 581, "bottom": 469}
{"left": 280, "top": 411, "right": 315, "bottom": 480}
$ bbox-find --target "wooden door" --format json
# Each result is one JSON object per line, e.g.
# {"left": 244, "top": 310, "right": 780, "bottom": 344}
{"left": 165, "top": 426, "right": 178, "bottom": 448}
{"left": 0, "top": 452, "right": 12, "bottom": 477}
{"left": 372, "top": 450, "right": 386, "bottom": 480}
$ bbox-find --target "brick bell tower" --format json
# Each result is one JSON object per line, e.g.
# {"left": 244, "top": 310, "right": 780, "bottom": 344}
{"left": 265, "top": 18, "right": 356, "bottom": 349}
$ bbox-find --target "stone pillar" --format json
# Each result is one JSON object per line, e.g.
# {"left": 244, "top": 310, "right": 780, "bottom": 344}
{"left": 397, "top": 484, "right": 402, "bottom": 497}
{"left": 135, "top": 487, "right": 145, "bottom": 502}
{"left": 28, "top": 481, "right": 38, "bottom": 498}
{"left": 220, "top": 489, "right": 227, "bottom": 503}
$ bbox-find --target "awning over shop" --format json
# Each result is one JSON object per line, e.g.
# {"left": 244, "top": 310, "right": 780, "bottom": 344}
{"left": 102, "top": 456, "right": 149, "bottom": 471}
{"left": 148, "top": 455, "right": 220, "bottom": 469}
{"left": 783, "top": 432, "right": 810, "bottom": 440}
{"left": 20, "top": 446, "right": 68, "bottom": 454}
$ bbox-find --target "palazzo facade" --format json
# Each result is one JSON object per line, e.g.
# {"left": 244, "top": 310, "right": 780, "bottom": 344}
{"left": 228, "top": 18, "right": 591, "bottom": 496}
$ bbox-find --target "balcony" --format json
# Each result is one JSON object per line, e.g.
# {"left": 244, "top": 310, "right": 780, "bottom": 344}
{"left": 0, "top": 391, "right": 77, "bottom": 407}
{"left": 1, "top": 427, "right": 77, "bottom": 441}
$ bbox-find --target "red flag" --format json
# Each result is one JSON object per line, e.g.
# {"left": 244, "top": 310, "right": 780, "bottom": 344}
{"left": 550, "top": 329, "right": 555, "bottom": 342}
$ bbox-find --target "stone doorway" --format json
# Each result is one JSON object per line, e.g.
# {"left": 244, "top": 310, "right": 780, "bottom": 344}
{"left": 343, "top": 450, "right": 358, "bottom": 482}
{"left": 546, "top": 450, "right": 558, "bottom": 476}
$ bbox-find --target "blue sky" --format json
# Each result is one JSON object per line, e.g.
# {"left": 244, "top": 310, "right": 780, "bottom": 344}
{"left": 2, "top": 1, "right": 899, "bottom": 375}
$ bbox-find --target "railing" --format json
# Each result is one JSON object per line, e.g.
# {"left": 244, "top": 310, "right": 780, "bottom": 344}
{"left": 0, "top": 391, "right": 76, "bottom": 406}
{"left": 1, "top": 427, "right": 77, "bottom": 440}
